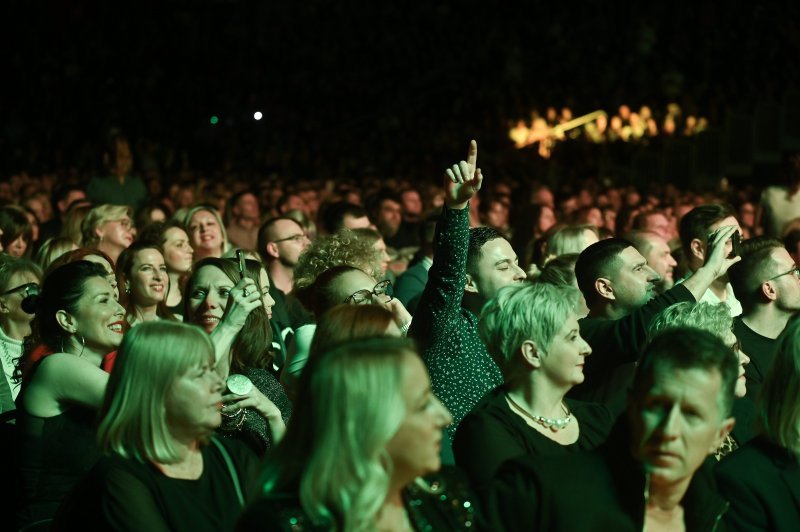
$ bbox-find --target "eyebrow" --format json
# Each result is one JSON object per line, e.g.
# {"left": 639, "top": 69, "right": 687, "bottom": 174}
{"left": 632, "top": 261, "right": 647, "bottom": 270}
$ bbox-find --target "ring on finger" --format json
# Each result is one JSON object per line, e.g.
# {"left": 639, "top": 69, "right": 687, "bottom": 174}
{"left": 243, "top": 288, "right": 249, "bottom": 297}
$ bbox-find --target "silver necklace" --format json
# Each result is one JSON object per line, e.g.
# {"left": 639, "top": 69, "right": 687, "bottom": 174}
{"left": 506, "top": 392, "right": 572, "bottom": 432}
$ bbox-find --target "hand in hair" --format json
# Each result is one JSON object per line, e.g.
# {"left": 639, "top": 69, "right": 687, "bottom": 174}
{"left": 445, "top": 140, "right": 483, "bottom": 210}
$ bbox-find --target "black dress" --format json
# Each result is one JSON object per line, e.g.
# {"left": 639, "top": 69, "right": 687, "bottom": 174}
{"left": 236, "top": 466, "right": 482, "bottom": 531}
{"left": 453, "top": 385, "right": 614, "bottom": 490}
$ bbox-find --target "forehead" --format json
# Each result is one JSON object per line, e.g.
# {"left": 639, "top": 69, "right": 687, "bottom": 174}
{"left": 80, "top": 276, "right": 115, "bottom": 298}
{"left": 271, "top": 218, "right": 303, "bottom": 236}
{"left": 190, "top": 210, "right": 218, "bottom": 225}
{"left": 708, "top": 215, "right": 740, "bottom": 232}
{"left": 133, "top": 248, "right": 165, "bottom": 264}
{"left": 7, "top": 270, "right": 40, "bottom": 287}
{"left": 193, "top": 265, "right": 231, "bottom": 285}
{"left": 618, "top": 246, "right": 647, "bottom": 268}
{"left": 770, "top": 247, "right": 794, "bottom": 269}
{"left": 645, "top": 235, "right": 670, "bottom": 255}
{"left": 641, "top": 366, "right": 723, "bottom": 417}
{"left": 335, "top": 269, "right": 376, "bottom": 293}
{"left": 83, "top": 255, "right": 113, "bottom": 274}
{"left": 164, "top": 227, "right": 189, "bottom": 241}
{"left": 478, "top": 238, "right": 516, "bottom": 265}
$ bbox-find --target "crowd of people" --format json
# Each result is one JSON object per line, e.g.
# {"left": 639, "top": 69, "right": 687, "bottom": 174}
{"left": 1, "top": 137, "right": 799, "bottom": 531}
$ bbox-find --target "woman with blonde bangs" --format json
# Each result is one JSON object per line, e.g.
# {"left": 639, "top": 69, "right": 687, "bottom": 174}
{"left": 54, "top": 321, "right": 260, "bottom": 531}
{"left": 715, "top": 319, "right": 800, "bottom": 530}
{"left": 80, "top": 204, "right": 135, "bottom": 265}
{"left": 237, "top": 337, "right": 477, "bottom": 531}
{"left": 175, "top": 204, "right": 230, "bottom": 262}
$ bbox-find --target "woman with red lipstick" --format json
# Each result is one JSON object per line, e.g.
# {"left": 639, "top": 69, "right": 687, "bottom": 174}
{"left": 237, "top": 337, "right": 477, "bottom": 531}
{"left": 184, "top": 257, "right": 290, "bottom": 456}
{"left": 54, "top": 321, "right": 260, "bottom": 532}
{"left": 453, "top": 282, "right": 614, "bottom": 491}
{"left": 116, "top": 242, "right": 176, "bottom": 326}
{"left": 80, "top": 204, "right": 135, "bottom": 266}
{"left": 13, "top": 261, "right": 126, "bottom": 529}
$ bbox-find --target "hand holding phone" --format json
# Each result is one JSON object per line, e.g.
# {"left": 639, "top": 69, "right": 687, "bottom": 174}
{"left": 236, "top": 250, "right": 246, "bottom": 280}
{"left": 729, "top": 231, "right": 742, "bottom": 258}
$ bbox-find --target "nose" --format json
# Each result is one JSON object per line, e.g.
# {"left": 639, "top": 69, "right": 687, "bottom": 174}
{"left": 211, "top": 371, "right": 225, "bottom": 392}
{"left": 512, "top": 263, "right": 526, "bottom": 281}
{"left": 739, "top": 349, "right": 750, "bottom": 367}
{"left": 579, "top": 335, "right": 592, "bottom": 356}
{"left": 435, "top": 397, "right": 453, "bottom": 428}
{"left": 657, "top": 405, "right": 681, "bottom": 440}
{"left": 265, "top": 292, "right": 275, "bottom": 309}
{"left": 667, "top": 254, "right": 677, "bottom": 267}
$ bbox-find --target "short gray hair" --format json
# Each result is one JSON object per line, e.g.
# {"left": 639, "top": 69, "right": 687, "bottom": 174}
{"left": 648, "top": 301, "right": 732, "bottom": 345}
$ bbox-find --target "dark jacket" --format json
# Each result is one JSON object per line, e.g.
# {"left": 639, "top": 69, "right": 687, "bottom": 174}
{"left": 715, "top": 436, "right": 800, "bottom": 531}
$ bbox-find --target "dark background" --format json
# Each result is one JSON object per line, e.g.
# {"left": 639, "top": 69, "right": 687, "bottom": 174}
{"left": 3, "top": 1, "right": 799, "bottom": 185}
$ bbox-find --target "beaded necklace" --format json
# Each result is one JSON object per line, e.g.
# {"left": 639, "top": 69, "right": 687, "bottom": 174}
{"left": 506, "top": 392, "right": 572, "bottom": 432}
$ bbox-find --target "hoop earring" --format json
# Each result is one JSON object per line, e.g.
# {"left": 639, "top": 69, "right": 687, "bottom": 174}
{"left": 61, "top": 333, "right": 86, "bottom": 357}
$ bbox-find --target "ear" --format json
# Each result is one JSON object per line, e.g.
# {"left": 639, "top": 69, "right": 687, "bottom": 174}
{"left": 595, "top": 277, "right": 615, "bottom": 300}
{"left": 265, "top": 242, "right": 280, "bottom": 259}
{"left": 95, "top": 225, "right": 106, "bottom": 239}
{"left": 761, "top": 281, "right": 778, "bottom": 302}
{"left": 0, "top": 297, "right": 10, "bottom": 314}
{"left": 709, "top": 417, "right": 736, "bottom": 454}
{"left": 464, "top": 273, "right": 479, "bottom": 294}
{"left": 55, "top": 310, "right": 77, "bottom": 334}
{"left": 690, "top": 238, "right": 705, "bottom": 262}
{"left": 520, "top": 340, "right": 543, "bottom": 369}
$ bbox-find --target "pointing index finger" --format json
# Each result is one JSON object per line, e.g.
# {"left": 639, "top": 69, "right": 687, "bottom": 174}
{"left": 466, "top": 140, "right": 478, "bottom": 169}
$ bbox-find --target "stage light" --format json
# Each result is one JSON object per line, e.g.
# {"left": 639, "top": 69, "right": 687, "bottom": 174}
{"left": 254, "top": 111, "right": 263, "bottom": 121}
{"left": 210, "top": 115, "right": 219, "bottom": 125}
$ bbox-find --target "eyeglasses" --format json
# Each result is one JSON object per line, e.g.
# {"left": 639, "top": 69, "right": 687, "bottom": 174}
{"left": 765, "top": 266, "right": 800, "bottom": 282}
{"left": 0, "top": 282, "right": 40, "bottom": 298}
{"left": 272, "top": 233, "right": 308, "bottom": 244}
{"left": 344, "top": 279, "right": 393, "bottom": 305}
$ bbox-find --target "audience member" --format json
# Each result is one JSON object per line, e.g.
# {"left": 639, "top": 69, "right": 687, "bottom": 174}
{"left": 86, "top": 129, "right": 147, "bottom": 209}
{"left": 0, "top": 205, "right": 34, "bottom": 258}
{"left": 237, "top": 337, "right": 476, "bottom": 531}
{"left": 34, "top": 236, "right": 78, "bottom": 272}
{"left": 80, "top": 204, "right": 135, "bottom": 265}
{"left": 136, "top": 220, "right": 194, "bottom": 314}
{"left": 54, "top": 321, "right": 260, "bottom": 531}
{"left": 394, "top": 214, "right": 437, "bottom": 314}
{"left": 115, "top": 242, "right": 176, "bottom": 326}
{"left": 487, "top": 328, "right": 737, "bottom": 531}
{"left": 454, "top": 282, "right": 612, "bottom": 491}
{"left": 624, "top": 229, "right": 678, "bottom": 294}
{"left": 226, "top": 191, "right": 261, "bottom": 251}
{"left": 176, "top": 204, "right": 230, "bottom": 261}
{"left": 715, "top": 319, "right": 800, "bottom": 531}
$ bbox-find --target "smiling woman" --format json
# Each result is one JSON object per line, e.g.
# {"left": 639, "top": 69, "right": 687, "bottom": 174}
{"left": 13, "top": 261, "right": 126, "bottom": 528}
{"left": 116, "top": 242, "right": 176, "bottom": 326}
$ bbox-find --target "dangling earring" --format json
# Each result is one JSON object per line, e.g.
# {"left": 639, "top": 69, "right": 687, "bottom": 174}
{"left": 76, "top": 333, "right": 86, "bottom": 358}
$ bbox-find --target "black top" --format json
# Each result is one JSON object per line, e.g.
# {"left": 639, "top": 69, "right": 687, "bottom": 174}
{"left": 571, "top": 283, "right": 695, "bottom": 405}
{"left": 732, "top": 316, "right": 779, "bottom": 404}
{"left": 54, "top": 437, "right": 259, "bottom": 532}
{"left": 486, "top": 416, "right": 730, "bottom": 532}
{"left": 453, "top": 386, "right": 614, "bottom": 490}
{"left": 236, "top": 466, "right": 482, "bottom": 531}
{"left": 716, "top": 436, "right": 800, "bottom": 532}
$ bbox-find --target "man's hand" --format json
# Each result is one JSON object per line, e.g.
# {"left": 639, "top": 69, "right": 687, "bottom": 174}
{"left": 702, "top": 225, "right": 742, "bottom": 278}
{"left": 444, "top": 140, "right": 483, "bottom": 210}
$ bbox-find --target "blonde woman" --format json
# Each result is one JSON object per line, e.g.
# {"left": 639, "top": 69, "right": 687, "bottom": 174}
{"left": 175, "top": 204, "right": 230, "bottom": 262}
{"left": 237, "top": 337, "right": 476, "bottom": 531}
{"left": 80, "top": 204, "right": 134, "bottom": 265}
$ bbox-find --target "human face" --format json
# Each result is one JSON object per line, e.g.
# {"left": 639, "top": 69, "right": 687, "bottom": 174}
{"left": 608, "top": 247, "right": 659, "bottom": 312}
{"left": 723, "top": 331, "right": 750, "bottom": 398}
{"left": 630, "top": 367, "right": 732, "bottom": 491}
{"left": 270, "top": 219, "right": 310, "bottom": 267}
{"left": 537, "top": 206, "right": 556, "bottom": 234}
{"left": 485, "top": 201, "right": 509, "bottom": 230}
{"left": 83, "top": 254, "right": 120, "bottom": 299}
{"left": 0, "top": 271, "right": 39, "bottom": 323}
{"left": 6, "top": 235, "right": 28, "bottom": 258}
{"left": 187, "top": 266, "right": 233, "bottom": 333}
{"left": 258, "top": 269, "right": 276, "bottom": 320}
{"left": 188, "top": 210, "right": 223, "bottom": 257}
{"left": 235, "top": 193, "right": 260, "bottom": 221}
{"left": 401, "top": 190, "right": 423, "bottom": 217}
{"left": 378, "top": 199, "right": 402, "bottom": 235}
{"left": 165, "top": 359, "right": 225, "bottom": 439}
{"left": 385, "top": 354, "right": 452, "bottom": 483}
{"left": 374, "top": 238, "right": 391, "bottom": 275}
{"left": 129, "top": 248, "right": 168, "bottom": 307}
{"left": 162, "top": 227, "right": 194, "bottom": 273}
{"left": 342, "top": 214, "right": 372, "bottom": 230}
{"left": 335, "top": 269, "right": 389, "bottom": 306}
{"left": 644, "top": 213, "right": 673, "bottom": 242}
{"left": 539, "top": 313, "right": 592, "bottom": 388}
{"left": 70, "top": 276, "right": 126, "bottom": 357}
{"left": 765, "top": 248, "right": 800, "bottom": 313}
{"left": 468, "top": 238, "right": 526, "bottom": 302}
{"left": 642, "top": 236, "right": 677, "bottom": 290}
{"left": 97, "top": 216, "right": 134, "bottom": 251}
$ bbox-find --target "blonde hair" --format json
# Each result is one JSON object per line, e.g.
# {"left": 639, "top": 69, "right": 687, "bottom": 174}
{"left": 759, "top": 320, "right": 800, "bottom": 453}
{"left": 80, "top": 204, "right": 132, "bottom": 248}
{"left": 97, "top": 321, "right": 216, "bottom": 463}
{"left": 34, "top": 236, "right": 77, "bottom": 271}
{"left": 174, "top": 204, "right": 230, "bottom": 257}
{"left": 259, "top": 337, "right": 415, "bottom": 530}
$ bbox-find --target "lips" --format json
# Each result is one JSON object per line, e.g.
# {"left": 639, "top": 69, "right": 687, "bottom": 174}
{"left": 108, "top": 321, "right": 125, "bottom": 333}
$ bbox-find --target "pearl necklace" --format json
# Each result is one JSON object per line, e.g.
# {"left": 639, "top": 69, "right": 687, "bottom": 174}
{"left": 506, "top": 392, "right": 572, "bottom": 432}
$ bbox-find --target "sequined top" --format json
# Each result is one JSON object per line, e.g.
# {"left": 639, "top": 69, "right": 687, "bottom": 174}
{"left": 408, "top": 206, "right": 503, "bottom": 441}
{"left": 217, "top": 367, "right": 292, "bottom": 456}
{"left": 235, "top": 466, "right": 480, "bottom": 531}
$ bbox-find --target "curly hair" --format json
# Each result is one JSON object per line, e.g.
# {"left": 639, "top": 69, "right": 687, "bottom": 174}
{"left": 293, "top": 229, "right": 382, "bottom": 291}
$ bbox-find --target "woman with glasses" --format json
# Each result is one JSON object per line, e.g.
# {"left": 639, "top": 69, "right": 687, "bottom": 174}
{"left": 283, "top": 265, "right": 412, "bottom": 394}
{"left": 183, "top": 257, "right": 290, "bottom": 456}
{"left": 80, "top": 204, "right": 135, "bottom": 265}
{"left": 0, "top": 254, "right": 42, "bottom": 411}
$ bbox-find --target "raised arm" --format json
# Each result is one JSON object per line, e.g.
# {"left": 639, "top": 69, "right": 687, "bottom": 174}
{"left": 681, "top": 224, "right": 741, "bottom": 300}
{"left": 209, "top": 277, "right": 261, "bottom": 377}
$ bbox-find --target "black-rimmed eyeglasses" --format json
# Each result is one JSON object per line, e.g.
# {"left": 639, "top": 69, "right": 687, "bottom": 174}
{"left": 272, "top": 233, "right": 308, "bottom": 244}
{"left": 765, "top": 266, "right": 800, "bottom": 282}
{"left": 344, "top": 280, "right": 393, "bottom": 305}
{"left": 0, "top": 282, "right": 40, "bottom": 298}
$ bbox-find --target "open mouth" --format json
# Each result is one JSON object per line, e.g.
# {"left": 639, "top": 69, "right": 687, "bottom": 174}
{"left": 108, "top": 322, "right": 125, "bottom": 333}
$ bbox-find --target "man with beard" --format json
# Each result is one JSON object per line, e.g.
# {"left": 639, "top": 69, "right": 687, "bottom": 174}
{"left": 571, "top": 228, "right": 740, "bottom": 408}
{"left": 624, "top": 230, "right": 678, "bottom": 294}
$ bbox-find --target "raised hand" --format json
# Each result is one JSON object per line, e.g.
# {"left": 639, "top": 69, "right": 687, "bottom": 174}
{"left": 703, "top": 225, "right": 742, "bottom": 277}
{"left": 444, "top": 139, "right": 483, "bottom": 210}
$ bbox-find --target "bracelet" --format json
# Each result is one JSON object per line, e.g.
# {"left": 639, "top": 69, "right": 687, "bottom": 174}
{"left": 400, "top": 321, "right": 412, "bottom": 336}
